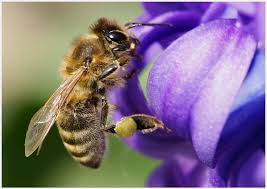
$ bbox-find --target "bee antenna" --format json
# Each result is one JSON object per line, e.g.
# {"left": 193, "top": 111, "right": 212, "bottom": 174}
{"left": 125, "top": 22, "right": 172, "bottom": 29}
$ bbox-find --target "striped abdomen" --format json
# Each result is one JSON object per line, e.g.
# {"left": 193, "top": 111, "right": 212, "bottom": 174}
{"left": 56, "top": 98, "right": 106, "bottom": 168}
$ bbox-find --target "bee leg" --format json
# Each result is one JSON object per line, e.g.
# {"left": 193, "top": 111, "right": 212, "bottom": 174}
{"left": 100, "top": 97, "right": 109, "bottom": 128}
{"left": 102, "top": 124, "right": 116, "bottom": 133}
{"left": 112, "top": 47, "right": 123, "bottom": 52}
{"left": 112, "top": 44, "right": 128, "bottom": 53}
{"left": 98, "top": 63, "right": 118, "bottom": 80}
{"left": 123, "top": 69, "right": 136, "bottom": 80}
{"left": 128, "top": 114, "right": 171, "bottom": 133}
{"left": 103, "top": 114, "right": 171, "bottom": 138}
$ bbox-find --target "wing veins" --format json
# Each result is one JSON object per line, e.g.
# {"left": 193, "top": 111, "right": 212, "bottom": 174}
{"left": 25, "top": 67, "right": 86, "bottom": 157}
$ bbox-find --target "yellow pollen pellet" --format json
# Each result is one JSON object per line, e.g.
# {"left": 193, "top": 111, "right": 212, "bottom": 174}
{"left": 114, "top": 117, "right": 137, "bottom": 138}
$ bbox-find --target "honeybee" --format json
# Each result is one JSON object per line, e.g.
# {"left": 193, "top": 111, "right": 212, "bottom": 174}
{"left": 25, "top": 18, "right": 170, "bottom": 168}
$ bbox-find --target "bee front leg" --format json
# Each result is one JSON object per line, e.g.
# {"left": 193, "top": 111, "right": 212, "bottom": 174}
{"left": 103, "top": 114, "right": 171, "bottom": 138}
{"left": 98, "top": 63, "right": 118, "bottom": 80}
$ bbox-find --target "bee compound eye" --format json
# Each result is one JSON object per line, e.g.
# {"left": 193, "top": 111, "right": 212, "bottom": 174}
{"left": 107, "top": 31, "right": 127, "bottom": 44}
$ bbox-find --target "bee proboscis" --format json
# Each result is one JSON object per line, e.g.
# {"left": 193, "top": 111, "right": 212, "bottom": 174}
{"left": 25, "top": 18, "right": 170, "bottom": 168}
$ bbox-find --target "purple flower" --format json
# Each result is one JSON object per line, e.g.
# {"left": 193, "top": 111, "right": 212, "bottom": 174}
{"left": 109, "top": 2, "right": 265, "bottom": 187}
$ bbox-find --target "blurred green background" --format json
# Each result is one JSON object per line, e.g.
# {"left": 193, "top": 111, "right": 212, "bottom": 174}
{"left": 3, "top": 3, "right": 160, "bottom": 187}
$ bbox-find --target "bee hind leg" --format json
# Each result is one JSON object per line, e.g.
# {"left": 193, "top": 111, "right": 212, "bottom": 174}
{"left": 103, "top": 114, "right": 171, "bottom": 138}
{"left": 102, "top": 124, "right": 116, "bottom": 133}
{"left": 130, "top": 114, "right": 171, "bottom": 133}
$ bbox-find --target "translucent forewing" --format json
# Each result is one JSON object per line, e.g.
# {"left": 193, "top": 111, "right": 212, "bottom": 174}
{"left": 25, "top": 67, "right": 86, "bottom": 157}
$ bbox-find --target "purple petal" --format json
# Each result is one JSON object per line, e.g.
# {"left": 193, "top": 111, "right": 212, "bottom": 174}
{"left": 208, "top": 148, "right": 264, "bottom": 187}
{"left": 230, "top": 50, "right": 265, "bottom": 111}
{"left": 183, "top": 2, "right": 211, "bottom": 13}
{"left": 210, "top": 103, "right": 264, "bottom": 186}
{"left": 228, "top": 2, "right": 256, "bottom": 17}
{"left": 135, "top": 12, "right": 152, "bottom": 23}
{"left": 147, "top": 19, "right": 257, "bottom": 168}
{"left": 236, "top": 150, "right": 265, "bottom": 187}
{"left": 142, "top": 2, "right": 188, "bottom": 17}
{"left": 158, "top": 32, "right": 183, "bottom": 49}
{"left": 143, "top": 42, "right": 164, "bottom": 66}
{"left": 133, "top": 11, "right": 201, "bottom": 43}
{"left": 209, "top": 169, "right": 226, "bottom": 187}
{"left": 190, "top": 28, "right": 257, "bottom": 167}
{"left": 123, "top": 131, "right": 196, "bottom": 159}
{"left": 134, "top": 11, "right": 201, "bottom": 68}
{"left": 208, "top": 51, "right": 265, "bottom": 186}
{"left": 201, "top": 3, "right": 258, "bottom": 24}
{"left": 234, "top": 3, "right": 265, "bottom": 48}
{"left": 146, "top": 156, "right": 209, "bottom": 187}
{"left": 201, "top": 2, "right": 227, "bottom": 23}
{"left": 146, "top": 158, "right": 186, "bottom": 187}
{"left": 147, "top": 149, "right": 265, "bottom": 187}
{"left": 254, "top": 3, "right": 265, "bottom": 48}
{"left": 143, "top": 2, "right": 211, "bottom": 18}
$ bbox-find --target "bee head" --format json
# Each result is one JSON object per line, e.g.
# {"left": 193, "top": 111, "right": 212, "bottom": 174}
{"left": 91, "top": 18, "right": 138, "bottom": 56}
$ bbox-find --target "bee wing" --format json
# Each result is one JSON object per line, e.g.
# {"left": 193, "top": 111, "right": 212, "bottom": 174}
{"left": 25, "top": 67, "right": 86, "bottom": 157}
